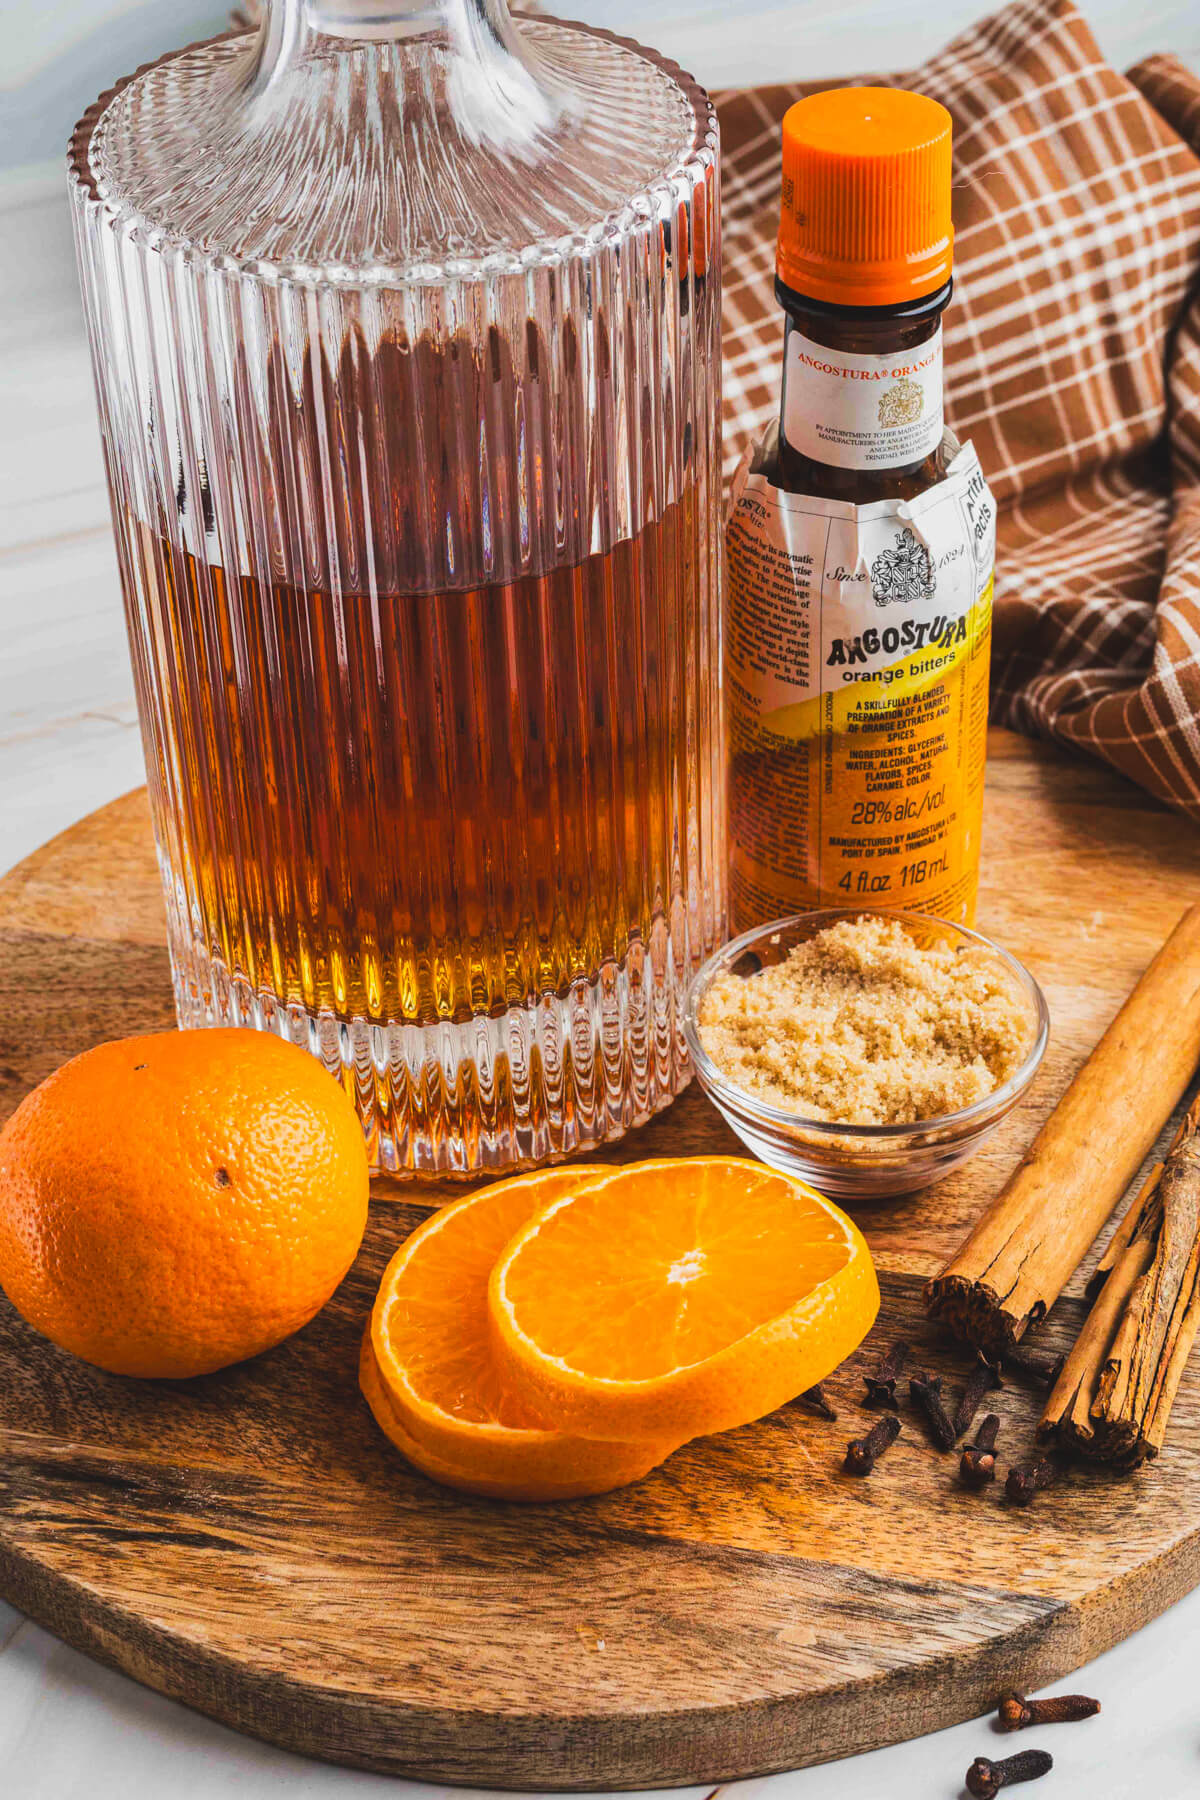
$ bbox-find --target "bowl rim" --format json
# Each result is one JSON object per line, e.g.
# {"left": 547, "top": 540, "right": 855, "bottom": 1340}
{"left": 682, "top": 906, "right": 1050, "bottom": 1144}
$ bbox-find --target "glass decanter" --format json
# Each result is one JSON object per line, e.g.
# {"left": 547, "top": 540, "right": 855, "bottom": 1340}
{"left": 69, "top": 0, "right": 725, "bottom": 1175}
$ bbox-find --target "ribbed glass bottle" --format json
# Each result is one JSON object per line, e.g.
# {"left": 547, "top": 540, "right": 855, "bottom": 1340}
{"left": 69, "top": 1, "right": 725, "bottom": 1175}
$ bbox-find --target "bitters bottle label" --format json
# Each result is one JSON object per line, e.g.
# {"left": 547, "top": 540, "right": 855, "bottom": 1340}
{"left": 725, "top": 437, "right": 995, "bottom": 927}
{"left": 782, "top": 325, "right": 944, "bottom": 470}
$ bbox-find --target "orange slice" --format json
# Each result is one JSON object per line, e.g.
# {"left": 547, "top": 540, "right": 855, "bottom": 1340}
{"left": 488, "top": 1157, "right": 879, "bottom": 1444}
{"left": 359, "top": 1331, "right": 664, "bottom": 1501}
{"left": 362, "top": 1167, "right": 676, "bottom": 1501}
{"left": 360, "top": 1331, "right": 490, "bottom": 1486}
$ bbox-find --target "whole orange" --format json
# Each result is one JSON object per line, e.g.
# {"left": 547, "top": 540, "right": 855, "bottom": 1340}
{"left": 0, "top": 1029, "right": 369, "bottom": 1378}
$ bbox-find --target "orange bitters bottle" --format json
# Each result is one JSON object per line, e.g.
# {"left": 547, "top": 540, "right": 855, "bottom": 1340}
{"left": 725, "top": 88, "right": 996, "bottom": 929}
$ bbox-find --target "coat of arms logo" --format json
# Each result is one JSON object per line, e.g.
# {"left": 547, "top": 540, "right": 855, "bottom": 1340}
{"left": 878, "top": 377, "right": 923, "bottom": 428}
{"left": 870, "top": 527, "right": 935, "bottom": 606}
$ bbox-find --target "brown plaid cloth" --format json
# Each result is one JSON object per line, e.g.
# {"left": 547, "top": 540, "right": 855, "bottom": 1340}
{"left": 716, "top": 0, "right": 1200, "bottom": 819}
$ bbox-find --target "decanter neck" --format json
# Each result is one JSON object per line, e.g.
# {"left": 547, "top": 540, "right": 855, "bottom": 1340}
{"left": 255, "top": 0, "right": 522, "bottom": 58}
{"left": 249, "top": 0, "right": 563, "bottom": 139}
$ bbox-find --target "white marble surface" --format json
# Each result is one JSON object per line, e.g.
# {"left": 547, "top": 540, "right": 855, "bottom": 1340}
{"left": 5, "top": 1, "right": 1200, "bottom": 1795}
{"left": 7, "top": 1580, "right": 1200, "bottom": 1799}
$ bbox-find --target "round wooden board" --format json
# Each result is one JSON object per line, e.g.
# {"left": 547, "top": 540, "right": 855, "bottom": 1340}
{"left": 3, "top": 728, "right": 1200, "bottom": 1790}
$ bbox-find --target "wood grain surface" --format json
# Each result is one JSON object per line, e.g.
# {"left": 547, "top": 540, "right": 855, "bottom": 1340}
{"left": 2, "top": 728, "right": 1200, "bottom": 1789}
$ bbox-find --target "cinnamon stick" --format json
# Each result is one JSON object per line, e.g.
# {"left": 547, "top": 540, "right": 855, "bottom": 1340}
{"left": 1086, "top": 1159, "right": 1164, "bottom": 1298}
{"left": 1038, "top": 1094, "right": 1200, "bottom": 1465}
{"left": 926, "top": 907, "right": 1200, "bottom": 1356}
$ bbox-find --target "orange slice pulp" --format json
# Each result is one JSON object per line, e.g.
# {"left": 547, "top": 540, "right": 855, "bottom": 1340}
{"left": 488, "top": 1157, "right": 879, "bottom": 1445}
{"left": 362, "top": 1167, "right": 676, "bottom": 1501}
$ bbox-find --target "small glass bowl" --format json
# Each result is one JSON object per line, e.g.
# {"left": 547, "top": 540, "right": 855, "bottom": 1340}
{"left": 682, "top": 908, "right": 1049, "bottom": 1202}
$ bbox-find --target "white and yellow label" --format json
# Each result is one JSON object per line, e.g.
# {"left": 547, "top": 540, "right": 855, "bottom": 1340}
{"left": 725, "top": 437, "right": 996, "bottom": 928}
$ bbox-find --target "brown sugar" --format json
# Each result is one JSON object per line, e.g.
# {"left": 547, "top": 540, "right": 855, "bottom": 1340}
{"left": 698, "top": 915, "right": 1035, "bottom": 1126}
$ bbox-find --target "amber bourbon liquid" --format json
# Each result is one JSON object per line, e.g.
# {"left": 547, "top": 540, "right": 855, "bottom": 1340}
{"left": 144, "top": 498, "right": 694, "bottom": 1022}
{"left": 135, "top": 462, "right": 720, "bottom": 1172}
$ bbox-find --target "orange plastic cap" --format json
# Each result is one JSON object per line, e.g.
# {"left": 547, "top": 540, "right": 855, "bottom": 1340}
{"left": 777, "top": 87, "right": 953, "bottom": 307}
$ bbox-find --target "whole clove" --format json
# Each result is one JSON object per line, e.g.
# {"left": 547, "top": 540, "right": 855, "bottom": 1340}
{"left": 960, "top": 1412, "right": 1000, "bottom": 1488}
{"left": 797, "top": 1383, "right": 838, "bottom": 1421}
{"left": 966, "top": 1750, "right": 1054, "bottom": 1796}
{"left": 909, "top": 1371, "right": 956, "bottom": 1450}
{"left": 998, "top": 1688, "right": 1100, "bottom": 1730}
{"left": 844, "top": 1412, "right": 900, "bottom": 1476}
{"left": 862, "top": 1340, "right": 908, "bottom": 1409}
{"left": 953, "top": 1356, "right": 1004, "bottom": 1439}
{"left": 1005, "top": 1459, "right": 1057, "bottom": 1506}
